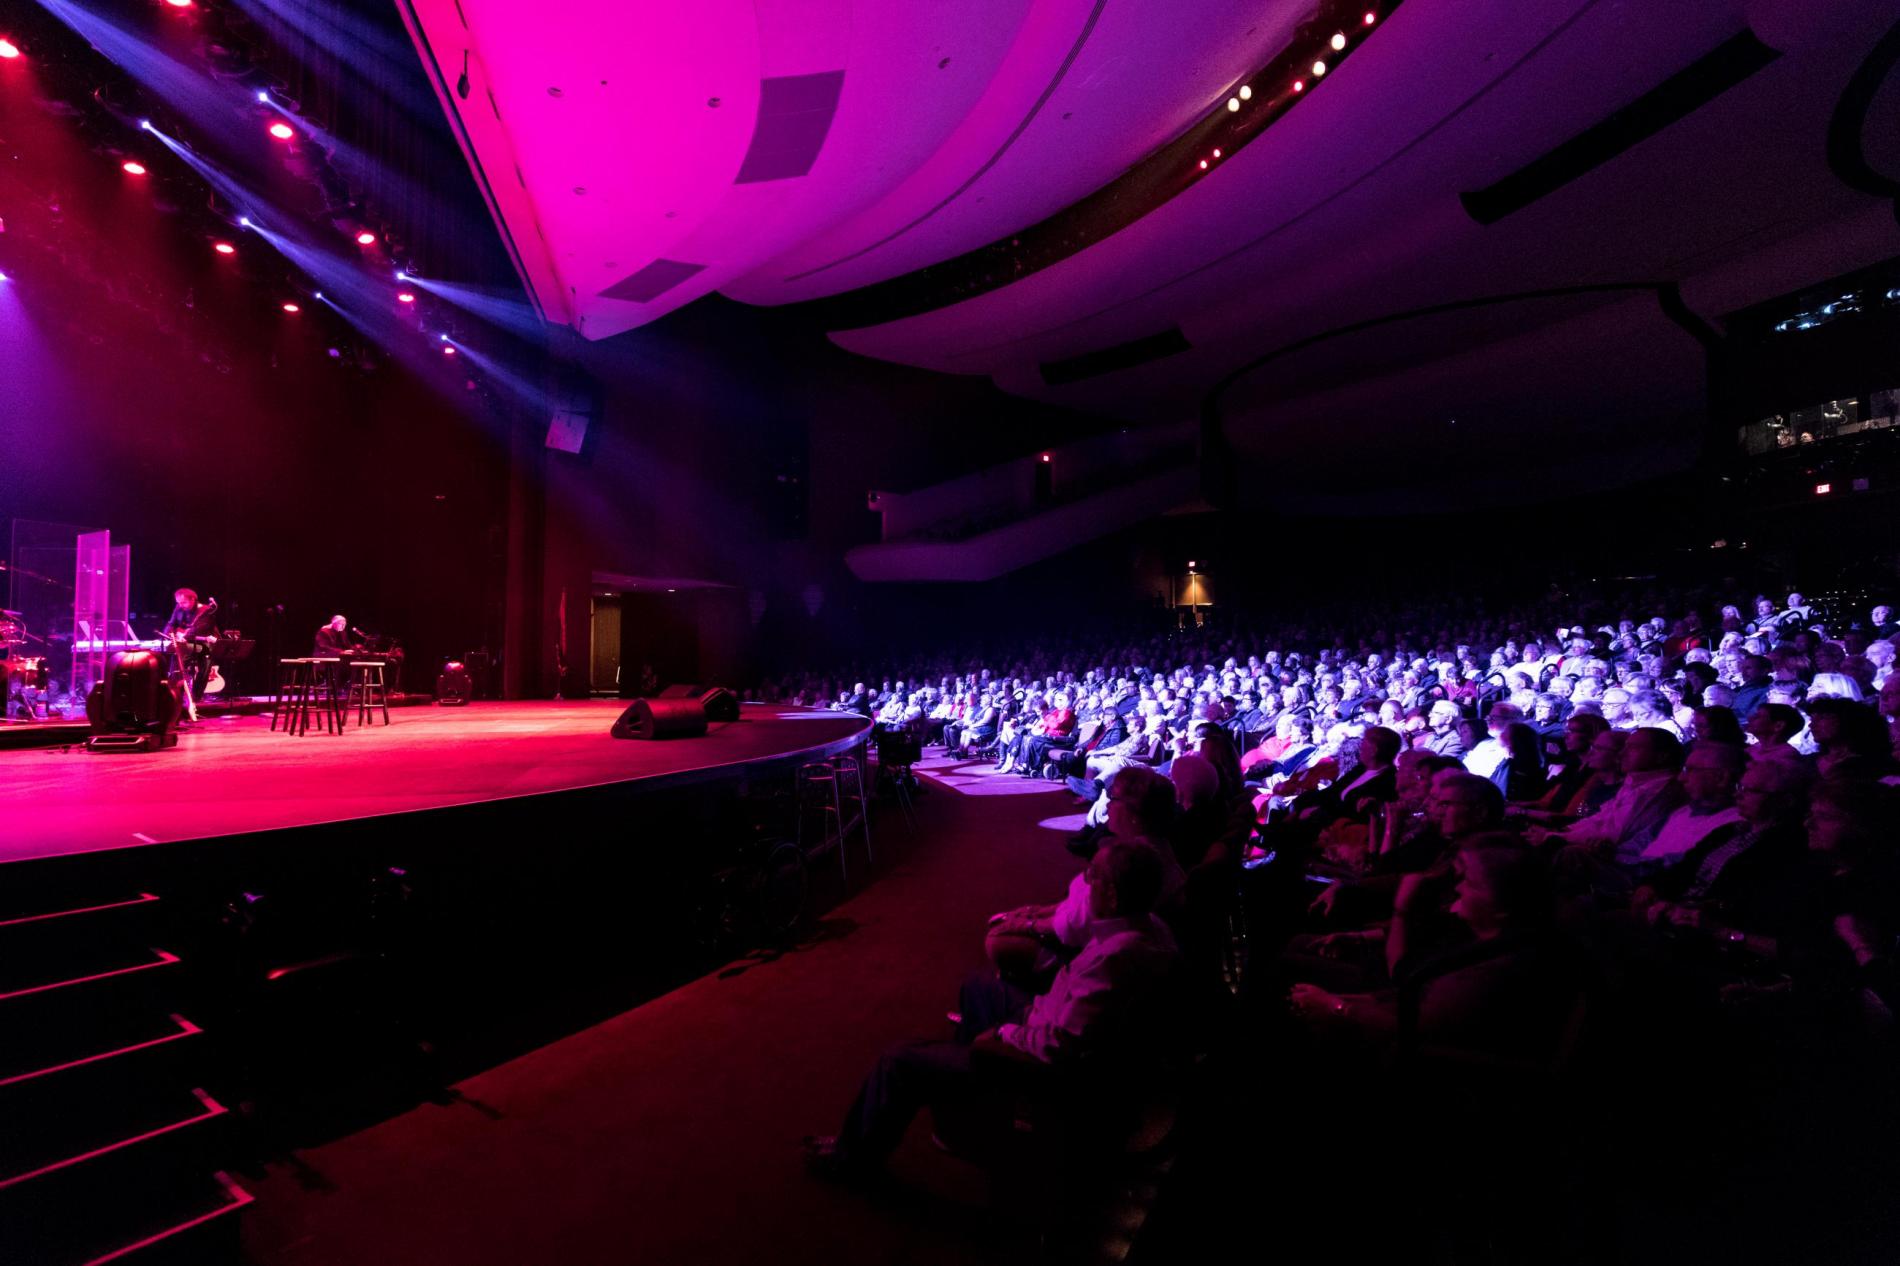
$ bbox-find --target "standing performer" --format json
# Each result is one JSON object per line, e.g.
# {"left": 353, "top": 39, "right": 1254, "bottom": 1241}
{"left": 163, "top": 588, "right": 219, "bottom": 720}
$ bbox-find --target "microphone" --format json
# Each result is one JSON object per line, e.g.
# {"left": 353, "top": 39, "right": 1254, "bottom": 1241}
{"left": 351, "top": 626, "right": 368, "bottom": 639}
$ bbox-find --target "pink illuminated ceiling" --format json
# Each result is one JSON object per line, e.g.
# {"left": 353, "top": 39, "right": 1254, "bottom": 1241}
{"left": 400, "top": 0, "right": 1288, "bottom": 339}
{"left": 408, "top": 0, "right": 1900, "bottom": 503}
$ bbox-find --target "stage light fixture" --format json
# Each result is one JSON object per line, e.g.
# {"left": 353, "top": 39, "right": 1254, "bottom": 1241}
{"left": 0, "top": 38, "right": 20, "bottom": 59}
{"left": 1226, "top": 97, "right": 1239, "bottom": 112}
{"left": 256, "top": 90, "right": 270, "bottom": 103}
{"left": 439, "top": 333, "right": 450, "bottom": 341}
{"left": 282, "top": 302, "right": 300, "bottom": 313}
{"left": 1238, "top": 85, "right": 1252, "bottom": 100}
{"left": 1365, "top": 11, "right": 1377, "bottom": 23}
{"left": 1331, "top": 32, "right": 1347, "bottom": 49}
{"left": 397, "top": 292, "right": 416, "bottom": 303}
{"left": 1198, "top": 160, "right": 1208, "bottom": 170}
{"left": 356, "top": 231, "right": 377, "bottom": 246}
{"left": 122, "top": 160, "right": 147, "bottom": 175}
{"left": 1040, "top": 453, "right": 1052, "bottom": 463}
{"left": 442, "top": 345, "right": 456, "bottom": 355}
{"left": 0, "top": 272, "right": 10, "bottom": 282}
{"left": 1312, "top": 60, "right": 1327, "bottom": 75}
{"left": 139, "top": 119, "right": 154, "bottom": 131}
{"left": 1293, "top": 80, "right": 1305, "bottom": 92}
{"left": 164, "top": 0, "right": 194, "bottom": 8}
{"left": 213, "top": 241, "right": 236, "bottom": 254}
{"left": 239, "top": 216, "right": 253, "bottom": 228}
{"left": 268, "top": 121, "right": 294, "bottom": 140}
{"left": 395, "top": 270, "right": 409, "bottom": 281}
{"left": 1212, "top": 148, "right": 1222, "bottom": 158}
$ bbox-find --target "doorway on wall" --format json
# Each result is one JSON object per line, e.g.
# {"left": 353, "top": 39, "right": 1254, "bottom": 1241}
{"left": 589, "top": 593, "right": 623, "bottom": 696}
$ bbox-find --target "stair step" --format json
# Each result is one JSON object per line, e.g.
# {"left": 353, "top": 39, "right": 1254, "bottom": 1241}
{"left": 0, "top": 949, "right": 182, "bottom": 1064}
{"left": 0, "top": 1013, "right": 204, "bottom": 1110}
{"left": 0, "top": 1084, "right": 228, "bottom": 1191}
{"left": 24, "top": 1168, "right": 249, "bottom": 1266}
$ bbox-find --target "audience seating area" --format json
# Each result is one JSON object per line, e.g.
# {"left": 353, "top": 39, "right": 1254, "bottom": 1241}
{"left": 777, "top": 580, "right": 1900, "bottom": 1262}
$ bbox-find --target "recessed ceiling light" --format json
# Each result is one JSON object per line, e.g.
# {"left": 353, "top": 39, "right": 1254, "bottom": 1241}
{"left": 1312, "top": 60, "right": 1327, "bottom": 76}
{"left": 1331, "top": 32, "right": 1347, "bottom": 50}
{"left": 268, "top": 121, "right": 294, "bottom": 140}
{"left": 1238, "top": 86, "right": 1252, "bottom": 101}
{"left": 122, "top": 160, "right": 147, "bottom": 175}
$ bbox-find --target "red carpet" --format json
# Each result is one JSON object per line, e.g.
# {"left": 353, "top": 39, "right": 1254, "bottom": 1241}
{"left": 243, "top": 763, "right": 1083, "bottom": 1266}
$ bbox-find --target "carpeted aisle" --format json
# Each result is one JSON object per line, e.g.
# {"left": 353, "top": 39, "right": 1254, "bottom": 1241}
{"left": 244, "top": 760, "right": 1082, "bottom": 1266}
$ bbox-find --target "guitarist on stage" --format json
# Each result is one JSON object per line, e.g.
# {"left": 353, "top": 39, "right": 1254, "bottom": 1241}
{"left": 163, "top": 588, "right": 219, "bottom": 717}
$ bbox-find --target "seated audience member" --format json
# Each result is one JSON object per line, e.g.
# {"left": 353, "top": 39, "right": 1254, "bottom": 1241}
{"left": 1690, "top": 703, "right": 1746, "bottom": 746}
{"left": 1806, "top": 697, "right": 1897, "bottom": 780}
{"left": 1462, "top": 702, "right": 1522, "bottom": 778}
{"left": 1745, "top": 702, "right": 1806, "bottom": 761}
{"left": 805, "top": 840, "right": 1180, "bottom": 1179}
{"left": 1300, "top": 773, "right": 1505, "bottom": 963}
{"left": 1489, "top": 721, "right": 1549, "bottom": 804}
{"left": 1633, "top": 741, "right": 1747, "bottom": 871}
{"left": 998, "top": 765, "right": 1185, "bottom": 973}
{"left": 1636, "top": 758, "right": 1813, "bottom": 938}
{"left": 1420, "top": 700, "right": 1466, "bottom": 759}
{"left": 1536, "top": 727, "right": 1685, "bottom": 877}
{"left": 1290, "top": 839, "right": 1580, "bottom": 1064}
{"left": 1291, "top": 725, "right": 1402, "bottom": 830}
{"left": 1629, "top": 688, "right": 1685, "bottom": 738}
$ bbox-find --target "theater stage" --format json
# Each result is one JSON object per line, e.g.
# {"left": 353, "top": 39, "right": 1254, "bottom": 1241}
{"left": 1, "top": 701, "right": 870, "bottom": 865}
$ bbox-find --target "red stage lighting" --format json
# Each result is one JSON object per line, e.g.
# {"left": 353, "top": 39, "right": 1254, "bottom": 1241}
{"left": 165, "top": 0, "right": 194, "bottom": 8}
{"left": 1365, "top": 10, "right": 1377, "bottom": 23}
{"left": 1039, "top": 453, "right": 1051, "bottom": 463}
{"left": 442, "top": 345, "right": 457, "bottom": 355}
{"left": 282, "top": 302, "right": 300, "bottom": 313}
{"left": 268, "top": 122, "right": 295, "bottom": 141}
{"left": 1293, "top": 80, "right": 1305, "bottom": 92}
{"left": 396, "top": 292, "right": 416, "bottom": 304}
{"left": 0, "top": 39, "right": 20, "bottom": 59}
{"left": 122, "top": 160, "right": 148, "bottom": 175}
{"left": 1198, "top": 160, "right": 1208, "bottom": 170}
{"left": 355, "top": 231, "right": 377, "bottom": 246}
{"left": 213, "top": 241, "right": 236, "bottom": 255}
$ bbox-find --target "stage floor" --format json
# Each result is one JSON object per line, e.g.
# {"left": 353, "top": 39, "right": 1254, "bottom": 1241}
{"left": 0, "top": 701, "right": 868, "bottom": 865}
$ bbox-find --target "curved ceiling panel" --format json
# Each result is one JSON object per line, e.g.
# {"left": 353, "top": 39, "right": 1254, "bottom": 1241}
{"left": 834, "top": 0, "right": 1900, "bottom": 436}
{"left": 721, "top": 0, "right": 1305, "bottom": 306}
{"left": 404, "top": 0, "right": 1040, "bottom": 338}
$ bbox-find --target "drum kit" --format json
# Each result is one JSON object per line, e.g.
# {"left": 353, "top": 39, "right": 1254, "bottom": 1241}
{"left": 2, "top": 610, "right": 51, "bottom": 694}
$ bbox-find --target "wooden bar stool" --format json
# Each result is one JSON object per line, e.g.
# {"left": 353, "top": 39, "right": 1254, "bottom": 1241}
{"left": 270, "top": 658, "right": 312, "bottom": 732}
{"left": 348, "top": 661, "right": 390, "bottom": 727}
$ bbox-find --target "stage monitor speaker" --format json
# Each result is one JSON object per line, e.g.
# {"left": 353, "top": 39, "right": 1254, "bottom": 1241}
{"left": 657, "top": 683, "right": 700, "bottom": 699}
{"left": 698, "top": 686, "right": 739, "bottom": 723}
{"left": 611, "top": 697, "right": 708, "bottom": 740}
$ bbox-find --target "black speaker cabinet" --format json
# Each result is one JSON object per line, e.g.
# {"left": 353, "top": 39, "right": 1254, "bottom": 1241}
{"left": 698, "top": 687, "right": 740, "bottom": 723}
{"left": 611, "top": 697, "right": 708, "bottom": 740}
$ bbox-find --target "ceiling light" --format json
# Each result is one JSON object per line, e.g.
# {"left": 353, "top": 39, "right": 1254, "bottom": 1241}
{"left": 282, "top": 302, "right": 300, "bottom": 313}
{"left": 1198, "top": 160, "right": 1208, "bottom": 170}
{"left": 1238, "top": 86, "right": 1252, "bottom": 101}
{"left": 0, "top": 38, "right": 20, "bottom": 59}
{"left": 1211, "top": 148, "right": 1222, "bottom": 158}
{"left": 213, "top": 241, "right": 235, "bottom": 255}
{"left": 1293, "top": 80, "right": 1304, "bottom": 92}
{"left": 165, "top": 0, "right": 194, "bottom": 8}
{"left": 122, "top": 160, "right": 147, "bottom": 175}
{"left": 268, "top": 121, "right": 294, "bottom": 140}
{"left": 1226, "top": 97, "right": 1239, "bottom": 112}
{"left": 442, "top": 345, "right": 457, "bottom": 355}
{"left": 1312, "top": 60, "right": 1327, "bottom": 76}
{"left": 397, "top": 292, "right": 416, "bottom": 304}
{"left": 356, "top": 231, "right": 377, "bottom": 246}
{"left": 1365, "top": 11, "right": 1377, "bottom": 24}
{"left": 1331, "top": 32, "right": 1347, "bottom": 50}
